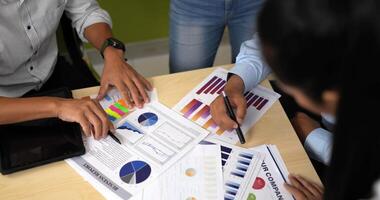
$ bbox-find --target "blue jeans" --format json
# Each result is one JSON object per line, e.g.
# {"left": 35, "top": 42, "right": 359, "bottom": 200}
{"left": 169, "top": 0, "right": 264, "bottom": 73}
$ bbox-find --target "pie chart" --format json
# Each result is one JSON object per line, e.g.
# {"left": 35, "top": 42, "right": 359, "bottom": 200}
{"left": 138, "top": 112, "right": 158, "bottom": 126}
{"left": 119, "top": 160, "right": 151, "bottom": 184}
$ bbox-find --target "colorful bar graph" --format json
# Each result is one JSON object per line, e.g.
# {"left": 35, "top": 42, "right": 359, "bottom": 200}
{"left": 110, "top": 105, "right": 125, "bottom": 116}
{"left": 204, "top": 78, "right": 223, "bottom": 94}
{"left": 180, "top": 99, "right": 202, "bottom": 118}
{"left": 196, "top": 76, "right": 217, "bottom": 94}
{"left": 257, "top": 99, "right": 269, "bottom": 110}
{"left": 210, "top": 80, "right": 226, "bottom": 94}
{"left": 105, "top": 108, "right": 121, "bottom": 120}
{"left": 104, "top": 99, "right": 130, "bottom": 122}
{"left": 191, "top": 105, "right": 210, "bottom": 121}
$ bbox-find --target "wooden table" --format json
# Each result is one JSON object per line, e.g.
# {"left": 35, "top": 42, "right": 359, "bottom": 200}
{"left": 0, "top": 65, "right": 320, "bottom": 200}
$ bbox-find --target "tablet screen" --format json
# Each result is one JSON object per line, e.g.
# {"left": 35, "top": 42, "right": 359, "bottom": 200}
{"left": 0, "top": 118, "right": 85, "bottom": 174}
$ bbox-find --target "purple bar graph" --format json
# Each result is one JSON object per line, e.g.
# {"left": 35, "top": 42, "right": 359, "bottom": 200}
{"left": 211, "top": 80, "right": 226, "bottom": 94}
{"left": 257, "top": 99, "right": 269, "bottom": 110}
{"left": 247, "top": 95, "right": 259, "bottom": 107}
{"left": 184, "top": 100, "right": 203, "bottom": 118}
{"left": 204, "top": 78, "right": 222, "bottom": 94}
{"left": 253, "top": 97, "right": 264, "bottom": 107}
{"left": 196, "top": 76, "right": 217, "bottom": 94}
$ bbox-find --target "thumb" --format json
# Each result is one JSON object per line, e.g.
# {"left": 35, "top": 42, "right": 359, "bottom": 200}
{"left": 97, "top": 82, "right": 110, "bottom": 100}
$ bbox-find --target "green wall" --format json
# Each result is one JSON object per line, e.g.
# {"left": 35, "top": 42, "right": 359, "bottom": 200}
{"left": 97, "top": 0, "right": 170, "bottom": 43}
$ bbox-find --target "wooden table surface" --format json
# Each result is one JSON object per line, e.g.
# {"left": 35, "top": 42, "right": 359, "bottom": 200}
{"left": 0, "top": 65, "right": 320, "bottom": 200}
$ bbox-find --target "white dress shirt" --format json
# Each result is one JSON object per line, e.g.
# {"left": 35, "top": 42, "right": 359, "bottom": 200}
{"left": 0, "top": 0, "right": 112, "bottom": 97}
{"left": 230, "top": 34, "right": 334, "bottom": 165}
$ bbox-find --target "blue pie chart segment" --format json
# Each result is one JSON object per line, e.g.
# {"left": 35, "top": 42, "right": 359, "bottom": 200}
{"left": 138, "top": 112, "right": 158, "bottom": 127}
{"left": 119, "top": 160, "right": 151, "bottom": 184}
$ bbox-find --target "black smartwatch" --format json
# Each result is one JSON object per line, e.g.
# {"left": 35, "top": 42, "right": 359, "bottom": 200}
{"left": 100, "top": 37, "right": 126, "bottom": 58}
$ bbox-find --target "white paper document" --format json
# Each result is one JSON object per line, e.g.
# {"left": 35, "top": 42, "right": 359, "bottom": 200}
{"left": 246, "top": 145, "right": 294, "bottom": 200}
{"left": 201, "top": 140, "right": 264, "bottom": 200}
{"left": 138, "top": 144, "right": 224, "bottom": 200}
{"left": 173, "top": 68, "right": 281, "bottom": 144}
{"left": 66, "top": 90, "right": 209, "bottom": 199}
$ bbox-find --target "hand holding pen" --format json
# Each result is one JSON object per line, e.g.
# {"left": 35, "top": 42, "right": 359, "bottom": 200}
{"left": 222, "top": 91, "right": 246, "bottom": 144}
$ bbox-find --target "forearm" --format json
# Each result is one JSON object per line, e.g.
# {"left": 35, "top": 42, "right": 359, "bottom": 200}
{"left": 84, "top": 22, "right": 113, "bottom": 50}
{"left": 0, "top": 97, "right": 59, "bottom": 124}
{"left": 84, "top": 23, "right": 124, "bottom": 59}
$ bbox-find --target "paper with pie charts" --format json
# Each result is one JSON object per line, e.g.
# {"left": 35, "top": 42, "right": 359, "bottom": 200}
{"left": 66, "top": 89, "right": 209, "bottom": 199}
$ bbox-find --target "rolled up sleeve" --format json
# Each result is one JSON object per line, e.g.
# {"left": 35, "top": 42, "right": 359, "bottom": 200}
{"left": 229, "top": 33, "right": 271, "bottom": 92}
{"left": 304, "top": 128, "right": 333, "bottom": 165}
{"left": 65, "top": 0, "right": 112, "bottom": 42}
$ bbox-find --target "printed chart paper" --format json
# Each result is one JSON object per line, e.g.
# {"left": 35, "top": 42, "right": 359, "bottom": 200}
{"left": 245, "top": 145, "right": 294, "bottom": 200}
{"left": 201, "top": 140, "right": 264, "bottom": 200}
{"left": 136, "top": 144, "right": 224, "bottom": 200}
{"left": 66, "top": 90, "right": 209, "bottom": 199}
{"left": 173, "top": 68, "right": 281, "bottom": 144}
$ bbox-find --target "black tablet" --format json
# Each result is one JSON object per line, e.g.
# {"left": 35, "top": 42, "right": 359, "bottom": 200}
{"left": 0, "top": 88, "right": 85, "bottom": 175}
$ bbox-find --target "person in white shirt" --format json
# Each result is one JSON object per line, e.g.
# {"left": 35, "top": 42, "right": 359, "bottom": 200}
{"left": 0, "top": 0, "right": 152, "bottom": 139}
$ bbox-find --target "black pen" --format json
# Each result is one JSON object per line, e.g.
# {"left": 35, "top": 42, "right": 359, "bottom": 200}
{"left": 222, "top": 91, "right": 246, "bottom": 144}
{"left": 108, "top": 131, "right": 122, "bottom": 144}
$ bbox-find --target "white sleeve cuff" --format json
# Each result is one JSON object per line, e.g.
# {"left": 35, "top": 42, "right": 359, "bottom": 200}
{"left": 304, "top": 128, "right": 333, "bottom": 165}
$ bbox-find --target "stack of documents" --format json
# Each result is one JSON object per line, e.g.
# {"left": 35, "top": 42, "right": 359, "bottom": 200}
{"left": 66, "top": 68, "right": 293, "bottom": 200}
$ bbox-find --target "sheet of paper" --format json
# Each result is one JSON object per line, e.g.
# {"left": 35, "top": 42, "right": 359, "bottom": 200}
{"left": 201, "top": 140, "right": 264, "bottom": 200}
{"left": 243, "top": 145, "right": 294, "bottom": 200}
{"left": 137, "top": 144, "right": 224, "bottom": 200}
{"left": 173, "top": 68, "right": 281, "bottom": 144}
{"left": 66, "top": 89, "right": 209, "bottom": 199}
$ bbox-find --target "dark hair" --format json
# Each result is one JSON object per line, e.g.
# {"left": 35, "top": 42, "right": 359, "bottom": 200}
{"left": 257, "top": 0, "right": 380, "bottom": 199}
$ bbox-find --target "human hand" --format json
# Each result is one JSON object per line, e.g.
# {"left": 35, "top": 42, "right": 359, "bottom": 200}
{"left": 291, "top": 112, "right": 321, "bottom": 143}
{"left": 97, "top": 47, "right": 153, "bottom": 108}
{"left": 284, "top": 174, "right": 324, "bottom": 200}
{"left": 210, "top": 75, "right": 247, "bottom": 131}
{"left": 55, "top": 98, "right": 114, "bottom": 140}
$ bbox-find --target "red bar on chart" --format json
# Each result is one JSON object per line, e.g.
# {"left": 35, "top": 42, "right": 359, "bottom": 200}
{"left": 191, "top": 105, "right": 210, "bottom": 121}
{"left": 203, "top": 118, "right": 216, "bottom": 129}
{"left": 109, "top": 105, "right": 125, "bottom": 116}
{"left": 196, "top": 76, "right": 218, "bottom": 94}
{"left": 204, "top": 78, "right": 222, "bottom": 94}
{"left": 211, "top": 80, "right": 226, "bottom": 94}
{"left": 257, "top": 99, "right": 269, "bottom": 110}
{"left": 253, "top": 97, "right": 264, "bottom": 107}
{"left": 247, "top": 95, "right": 259, "bottom": 107}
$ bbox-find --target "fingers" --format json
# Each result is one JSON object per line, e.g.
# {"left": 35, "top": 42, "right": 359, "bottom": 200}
{"left": 284, "top": 183, "right": 307, "bottom": 200}
{"left": 288, "top": 175, "right": 313, "bottom": 198}
{"left": 139, "top": 74, "right": 153, "bottom": 91}
{"left": 210, "top": 96, "right": 238, "bottom": 130}
{"left": 230, "top": 95, "right": 247, "bottom": 124}
{"left": 89, "top": 100, "right": 113, "bottom": 138}
{"left": 132, "top": 76, "right": 150, "bottom": 104}
{"left": 77, "top": 113, "right": 91, "bottom": 137}
{"left": 115, "top": 81, "right": 134, "bottom": 108}
{"left": 293, "top": 175, "right": 324, "bottom": 197}
{"left": 97, "top": 81, "right": 110, "bottom": 100}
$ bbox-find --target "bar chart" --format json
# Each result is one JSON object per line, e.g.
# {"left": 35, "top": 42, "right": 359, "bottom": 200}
{"left": 180, "top": 99, "right": 226, "bottom": 135}
{"left": 174, "top": 68, "right": 281, "bottom": 144}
